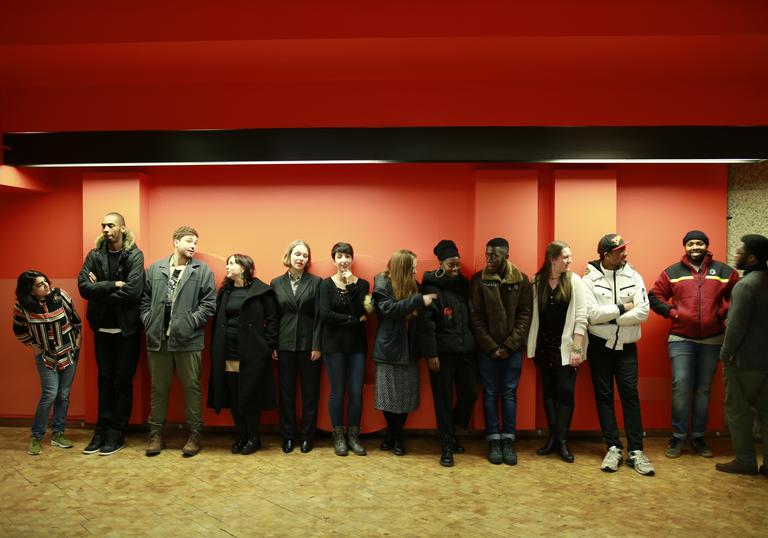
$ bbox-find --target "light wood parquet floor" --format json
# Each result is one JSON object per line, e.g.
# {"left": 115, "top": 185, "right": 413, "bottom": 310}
{"left": 0, "top": 427, "right": 765, "bottom": 537}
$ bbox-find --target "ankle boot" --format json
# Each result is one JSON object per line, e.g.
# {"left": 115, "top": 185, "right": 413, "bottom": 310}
{"left": 347, "top": 426, "right": 367, "bottom": 456}
{"left": 332, "top": 426, "right": 348, "bottom": 456}
{"left": 537, "top": 435, "right": 556, "bottom": 455}
{"left": 557, "top": 440, "right": 574, "bottom": 463}
{"left": 440, "top": 436, "right": 454, "bottom": 467}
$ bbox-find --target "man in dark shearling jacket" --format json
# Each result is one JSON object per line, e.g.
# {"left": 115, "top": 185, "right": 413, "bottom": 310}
{"left": 469, "top": 237, "right": 533, "bottom": 466}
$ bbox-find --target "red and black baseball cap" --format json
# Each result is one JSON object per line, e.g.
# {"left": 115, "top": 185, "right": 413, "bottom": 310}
{"left": 597, "top": 233, "right": 631, "bottom": 255}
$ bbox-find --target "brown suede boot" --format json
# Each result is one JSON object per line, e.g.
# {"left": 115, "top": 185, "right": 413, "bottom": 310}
{"left": 182, "top": 431, "right": 202, "bottom": 457}
{"left": 146, "top": 431, "right": 165, "bottom": 457}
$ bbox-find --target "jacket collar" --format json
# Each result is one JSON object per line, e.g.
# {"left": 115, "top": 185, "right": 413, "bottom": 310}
{"left": 480, "top": 260, "right": 523, "bottom": 285}
{"left": 94, "top": 229, "right": 136, "bottom": 251}
{"left": 680, "top": 251, "right": 712, "bottom": 272}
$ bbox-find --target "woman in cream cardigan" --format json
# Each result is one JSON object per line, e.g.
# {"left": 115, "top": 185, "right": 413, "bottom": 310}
{"left": 526, "top": 241, "right": 587, "bottom": 463}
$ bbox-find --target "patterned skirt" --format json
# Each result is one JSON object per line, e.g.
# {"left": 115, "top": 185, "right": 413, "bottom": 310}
{"left": 375, "top": 361, "right": 420, "bottom": 413}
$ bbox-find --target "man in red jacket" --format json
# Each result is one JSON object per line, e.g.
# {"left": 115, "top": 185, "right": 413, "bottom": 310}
{"left": 650, "top": 230, "right": 739, "bottom": 459}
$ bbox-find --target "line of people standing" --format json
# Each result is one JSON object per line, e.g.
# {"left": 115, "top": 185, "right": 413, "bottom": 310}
{"left": 11, "top": 211, "right": 768, "bottom": 477}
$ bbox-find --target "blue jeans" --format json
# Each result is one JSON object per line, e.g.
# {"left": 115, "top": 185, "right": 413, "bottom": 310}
{"left": 32, "top": 353, "right": 78, "bottom": 438}
{"left": 324, "top": 352, "right": 366, "bottom": 427}
{"left": 669, "top": 340, "right": 721, "bottom": 439}
{"left": 478, "top": 351, "right": 522, "bottom": 440}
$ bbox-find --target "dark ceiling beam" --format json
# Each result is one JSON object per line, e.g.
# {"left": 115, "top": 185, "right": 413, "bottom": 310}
{"left": 3, "top": 126, "right": 767, "bottom": 167}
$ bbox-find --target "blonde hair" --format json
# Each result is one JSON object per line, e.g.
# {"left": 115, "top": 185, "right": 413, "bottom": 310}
{"left": 282, "top": 240, "right": 312, "bottom": 269}
{"left": 387, "top": 249, "right": 418, "bottom": 300}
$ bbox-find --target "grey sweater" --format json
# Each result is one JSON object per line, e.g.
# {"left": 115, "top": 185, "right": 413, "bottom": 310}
{"left": 720, "top": 268, "right": 768, "bottom": 370}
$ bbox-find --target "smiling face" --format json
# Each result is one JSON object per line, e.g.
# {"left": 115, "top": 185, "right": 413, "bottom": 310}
{"left": 440, "top": 256, "right": 461, "bottom": 278}
{"left": 290, "top": 244, "right": 309, "bottom": 271}
{"left": 602, "top": 247, "right": 627, "bottom": 271}
{"left": 31, "top": 276, "right": 51, "bottom": 299}
{"left": 685, "top": 239, "right": 707, "bottom": 264}
{"left": 333, "top": 251, "right": 353, "bottom": 272}
{"left": 174, "top": 234, "right": 197, "bottom": 260}
{"left": 551, "top": 247, "right": 572, "bottom": 276}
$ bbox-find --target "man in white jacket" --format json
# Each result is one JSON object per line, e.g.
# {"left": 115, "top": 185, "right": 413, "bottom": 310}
{"left": 583, "top": 234, "right": 654, "bottom": 476}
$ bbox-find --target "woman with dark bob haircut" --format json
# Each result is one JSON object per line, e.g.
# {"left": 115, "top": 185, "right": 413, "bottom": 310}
{"left": 13, "top": 270, "right": 82, "bottom": 456}
{"left": 271, "top": 240, "right": 323, "bottom": 454}
{"left": 319, "top": 242, "right": 371, "bottom": 456}
{"left": 208, "top": 254, "right": 279, "bottom": 454}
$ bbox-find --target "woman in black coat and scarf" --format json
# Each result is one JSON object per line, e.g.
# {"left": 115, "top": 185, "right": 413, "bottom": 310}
{"left": 208, "top": 254, "right": 279, "bottom": 454}
{"left": 419, "top": 240, "right": 478, "bottom": 467}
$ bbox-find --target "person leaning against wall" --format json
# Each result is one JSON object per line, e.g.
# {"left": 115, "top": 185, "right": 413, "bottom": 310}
{"left": 649, "top": 230, "right": 738, "bottom": 460}
{"left": 271, "top": 240, "right": 323, "bottom": 454}
{"left": 469, "top": 237, "right": 533, "bottom": 466}
{"left": 418, "top": 239, "right": 477, "bottom": 467}
{"left": 373, "top": 249, "right": 436, "bottom": 456}
{"left": 318, "top": 242, "right": 371, "bottom": 457}
{"left": 583, "top": 234, "right": 654, "bottom": 476}
{"left": 77, "top": 212, "right": 145, "bottom": 457}
{"left": 13, "top": 270, "right": 82, "bottom": 456}
{"left": 208, "top": 254, "right": 279, "bottom": 456}
{"left": 526, "top": 241, "right": 588, "bottom": 464}
{"left": 715, "top": 234, "right": 768, "bottom": 476}
{"left": 140, "top": 225, "right": 216, "bottom": 458}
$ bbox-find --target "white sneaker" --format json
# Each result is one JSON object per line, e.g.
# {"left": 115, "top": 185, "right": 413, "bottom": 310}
{"left": 601, "top": 445, "right": 623, "bottom": 472}
{"left": 627, "top": 450, "right": 655, "bottom": 476}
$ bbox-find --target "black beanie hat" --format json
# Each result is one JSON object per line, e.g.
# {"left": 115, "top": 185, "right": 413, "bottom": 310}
{"left": 433, "top": 239, "right": 459, "bottom": 261}
{"left": 682, "top": 230, "right": 709, "bottom": 246}
{"left": 742, "top": 234, "right": 768, "bottom": 264}
{"left": 487, "top": 237, "right": 509, "bottom": 250}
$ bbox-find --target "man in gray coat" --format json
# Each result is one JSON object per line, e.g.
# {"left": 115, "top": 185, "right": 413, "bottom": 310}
{"left": 716, "top": 234, "right": 768, "bottom": 476}
{"left": 140, "top": 225, "right": 216, "bottom": 457}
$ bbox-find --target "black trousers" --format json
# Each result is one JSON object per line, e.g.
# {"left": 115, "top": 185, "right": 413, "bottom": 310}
{"left": 226, "top": 372, "right": 261, "bottom": 437}
{"left": 588, "top": 335, "right": 644, "bottom": 451}
{"left": 428, "top": 353, "right": 478, "bottom": 438}
{"left": 94, "top": 331, "right": 141, "bottom": 433}
{"left": 278, "top": 350, "right": 321, "bottom": 441}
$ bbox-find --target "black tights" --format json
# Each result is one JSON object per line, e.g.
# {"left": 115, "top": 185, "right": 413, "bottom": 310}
{"left": 383, "top": 411, "right": 408, "bottom": 440}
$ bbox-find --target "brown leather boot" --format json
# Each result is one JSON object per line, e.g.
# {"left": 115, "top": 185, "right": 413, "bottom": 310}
{"left": 182, "top": 431, "right": 202, "bottom": 457}
{"left": 332, "top": 426, "right": 348, "bottom": 456}
{"left": 146, "top": 431, "right": 165, "bottom": 457}
{"left": 347, "top": 426, "right": 367, "bottom": 456}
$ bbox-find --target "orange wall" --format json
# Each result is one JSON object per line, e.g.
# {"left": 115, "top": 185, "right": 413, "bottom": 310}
{"left": 0, "top": 163, "right": 729, "bottom": 434}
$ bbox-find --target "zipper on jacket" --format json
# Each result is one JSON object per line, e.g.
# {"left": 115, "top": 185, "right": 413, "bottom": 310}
{"left": 612, "top": 270, "right": 620, "bottom": 350}
{"left": 696, "top": 267, "right": 703, "bottom": 338}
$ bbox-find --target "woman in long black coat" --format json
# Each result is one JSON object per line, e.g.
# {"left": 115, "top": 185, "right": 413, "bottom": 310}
{"left": 208, "top": 254, "right": 279, "bottom": 454}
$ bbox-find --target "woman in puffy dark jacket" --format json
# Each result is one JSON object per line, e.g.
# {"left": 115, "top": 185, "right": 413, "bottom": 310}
{"left": 419, "top": 240, "right": 477, "bottom": 467}
{"left": 372, "top": 249, "right": 436, "bottom": 456}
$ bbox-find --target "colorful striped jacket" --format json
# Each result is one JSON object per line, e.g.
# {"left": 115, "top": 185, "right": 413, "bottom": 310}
{"left": 13, "top": 288, "right": 82, "bottom": 370}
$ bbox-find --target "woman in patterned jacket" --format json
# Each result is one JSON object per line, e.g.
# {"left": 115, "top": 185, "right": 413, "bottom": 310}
{"left": 13, "top": 270, "right": 82, "bottom": 455}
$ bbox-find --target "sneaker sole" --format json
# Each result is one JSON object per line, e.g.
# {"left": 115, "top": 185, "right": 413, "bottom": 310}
{"left": 82, "top": 447, "right": 102, "bottom": 455}
{"left": 51, "top": 441, "right": 74, "bottom": 448}
{"left": 27, "top": 450, "right": 41, "bottom": 456}
{"left": 665, "top": 451, "right": 682, "bottom": 459}
{"left": 626, "top": 460, "right": 655, "bottom": 476}
{"left": 601, "top": 466, "right": 619, "bottom": 472}
{"left": 99, "top": 444, "right": 126, "bottom": 456}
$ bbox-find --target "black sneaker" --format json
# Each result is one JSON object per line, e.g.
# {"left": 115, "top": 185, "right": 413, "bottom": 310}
{"left": 690, "top": 437, "right": 714, "bottom": 458}
{"left": 487, "top": 440, "right": 503, "bottom": 465}
{"left": 665, "top": 436, "right": 684, "bottom": 458}
{"left": 82, "top": 432, "right": 105, "bottom": 455}
{"left": 502, "top": 438, "right": 518, "bottom": 466}
{"left": 99, "top": 430, "right": 126, "bottom": 456}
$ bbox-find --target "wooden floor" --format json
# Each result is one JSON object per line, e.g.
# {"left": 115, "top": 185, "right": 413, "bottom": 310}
{"left": 0, "top": 426, "right": 765, "bottom": 537}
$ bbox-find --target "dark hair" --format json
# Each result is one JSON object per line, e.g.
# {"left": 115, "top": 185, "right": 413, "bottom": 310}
{"left": 221, "top": 254, "right": 255, "bottom": 289}
{"left": 173, "top": 225, "right": 199, "bottom": 242}
{"left": 15, "top": 270, "right": 51, "bottom": 311}
{"left": 742, "top": 234, "right": 768, "bottom": 264}
{"left": 535, "top": 241, "right": 572, "bottom": 311}
{"left": 331, "top": 242, "right": 354, "bottom": 259}
{"left": 105, "top": 212, "right": 126, "bottom": 226}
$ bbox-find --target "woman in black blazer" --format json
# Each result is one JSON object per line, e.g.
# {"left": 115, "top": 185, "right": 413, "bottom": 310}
{"left": 208, "top": 254, "right": 279, "bottom": 455}
{"left": 271, "top": 240, "right": 323, "bottom": 453}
